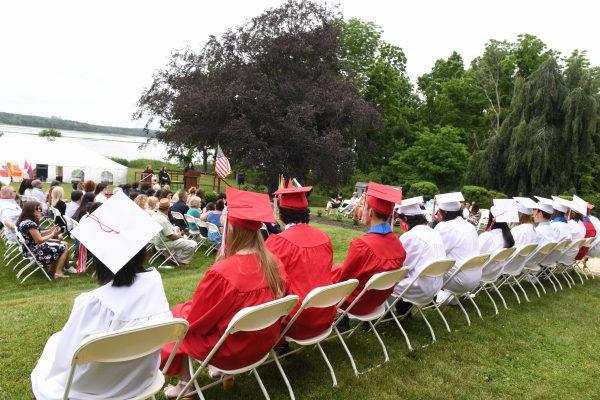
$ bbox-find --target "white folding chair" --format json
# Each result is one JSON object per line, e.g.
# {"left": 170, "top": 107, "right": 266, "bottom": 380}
{"left": 185, "top": 215, "right": 208, "bottom": 250}
{"left": 538, "top": 239, "right": 571, "bottom": 292}
{"left": 63, "top": 318, "right": 189, "bottom": 400}
{"left": 374, "top": 259, "right": 456, "bottom": 349}
{"left": 433, "top": 253, "right": 490, "bottom": 327}
{"left": 269, "top": 280, "right": 359, "bottom": 398}
{"left": 149, "top": 235, "right": 179, "bottom": 269}
{"left": 177, "top": 295, "right": 299, "bottom": 400}
{"left": 555, "top": 238, "right": 587, "bottom": 287}
{"left": 495, "top": 243, "right": 538, "bottom": 303}
{"left": 14, "top": 231, "right": 52, "bottom": 283}
{"left": 170, "top": 211, "right": 188, "bottom": 230}
{"left": 332, "top": 268, "right": 408, "bottom": 376}
{"left": 575, "top": 237, "right": 597, "bottom": 281}
{"left": 468, "top": 247, "right": 516, "bottom": 315}
{"left": 204, "top": 221, "right": 222, "bottom": 256}
{"left": 519, "top": 241, "right": 558, "bottom": 296}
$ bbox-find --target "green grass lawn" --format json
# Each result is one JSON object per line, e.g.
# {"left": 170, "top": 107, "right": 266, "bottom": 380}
{"left": 1, "top": 223, "right": 599, "bottom": 399}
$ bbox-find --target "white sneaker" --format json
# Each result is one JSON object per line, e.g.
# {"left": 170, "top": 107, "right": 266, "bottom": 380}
{"left": 66, "top": 267, "right": 78, "bottom": 274}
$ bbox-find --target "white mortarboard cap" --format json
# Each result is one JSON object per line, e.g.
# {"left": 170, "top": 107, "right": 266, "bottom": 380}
{"left": 513, "top": 197, "right": 538, "bottom": 216}
{"left": 571, "top": 194, "right": 588, "bottom": 216}
{"left": 398, "top": 196, "right": 425, "bottom": 216}
{"left": 490, "top": 199, "right": 519, "bottom": 223}
{"left": 534, "top": 196, "right": 555, "bottom": 214}
{"left": 551, "top": 196, "right": 570, "bottom": 213}
{"left": 435, "top": 192, "right": 464, "bottom": 212}
{"left": 71, "top": 191, "right": 161, "bottom": 273}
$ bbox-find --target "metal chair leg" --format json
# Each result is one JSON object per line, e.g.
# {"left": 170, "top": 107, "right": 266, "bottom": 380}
{"left": 316, "top": 343, "right": 338, "bottom": 387}
{"left": 334, "top": 327, "right": 359, "bottom": 376}
{"left": 271, "top": 351, "right": 295, "bottom": 400}
{"left": 252, "top": 368, "right": 271, "bottom": 400}
{"left": 492, "top": 283, "right": 509, "bottom": 310}
{"left": 389, "top": 307, "right": 413, "bottom": 351}
{"left": 466, "top": 295, "right": 483, "bottom": 319}
{"left": 484, "top": 287, "right": 499, "bottom": 315}
{"left": 369, "top": 321, "right": 389, "bottom": 362}
{"left": 418, "top": 306, "right": 436, "bottom": 343}
{"left": 513, "top": 276, "right": 530, "bottom": 302}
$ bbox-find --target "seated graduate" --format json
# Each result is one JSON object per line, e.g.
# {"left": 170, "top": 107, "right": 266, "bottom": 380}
{"left": 512, "top": 197, "right": 540, "bottom": 247}
{"left": 478, "top": 199, "right": 517, "bottom": 254}
{"left": 393, "top": 196, "right": 446, "bottom": 316}
{"left": 549, "top": 196, "right": 573, "bottom": 241}
{"left": 332, "top": 182, "right": 406, "bottom": 319}
{"left": 533, "top": 196, "right": 561, "bottom": 245}
{"left": 30, "top": 191, "right": 171, "bottom": 400}
{"left": 433, "top": 192, "right": 480, "bottom": 304}
{"left": 160, "top": 187, "right": 287, "bottom": 398}
{"left": 265, "top": 186, "right": 334, "bottom": 342}
{"left": 572, "top": 195, "right": 597, "bottom": 260}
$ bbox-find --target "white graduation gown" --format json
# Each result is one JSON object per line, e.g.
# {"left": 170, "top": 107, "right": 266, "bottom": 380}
{"left": 394, "top": 225, "right": 446, "bottom": 303}
{"left": 535, "top": 222, "right": 560, "bottom": 246}
{"left": 434, "top": 217, "right": 480, "bottom": 294}
{"left": 511, "top": 223, "right": 539, "bottom": 248}
{"left": 31, "top": 268, "right": 171, "bottom": 400}
{"left": 550, "top": 220, "right": 572, "bottom": 242}
{"left": 478, "top": 229, "right": 506, "bottom": 281}
{"left": 561, "top": 220, "right": 587, "bottom": 263}
{"left": 588, "top": 216, "right": 600, "bottom": 256}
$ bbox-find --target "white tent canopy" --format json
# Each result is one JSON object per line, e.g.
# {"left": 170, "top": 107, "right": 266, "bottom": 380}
{"left": 1, "top": 136, "right": 128, "bottom": 185}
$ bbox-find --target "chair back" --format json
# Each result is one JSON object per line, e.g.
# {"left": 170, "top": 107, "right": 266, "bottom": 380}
{"left": 502, "top": 243, "right": 538, "bottom": 275}
{"left": 228, "top": 295, "right": 299, "bottom": 334}
{"left": 206, "top": 221, "right": 221, "bottom": 235}
{"left": 302, "top": 279, "right": 359, "bottom": 309}
{"left": 171, "top": 211, "right": 188, "bottom": 227}
{"left": 459, "top": 253, "right": 491, "bottom": 271}
{"left": 542, "top": 239, "right": 571, "bottom": 265}
{"left": 489, "top": 247, "right": 515, "bottom": 262}
{"left": 183, "top": 214, "right": 200, "bottom": 233}
{"left": 364, "top": 268, "right": 409, "bottom": 291}
{"left": 481, "top": 248, "right": 515, "bottom": 282}
{"left": 420, "top": 259, "right": 456, "bottom": 278}
{"left": 525, "top": 241, "right": 557, "bottom": 267}
{"left": 64, "top": 319, "right": 189, "bottom": 400}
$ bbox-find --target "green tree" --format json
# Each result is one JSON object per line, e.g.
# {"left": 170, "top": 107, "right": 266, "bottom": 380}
{"left": 512, "top": 34, "right": 555, "bottom": 78}
{"left": 38, "top": 128, "right": 61, "bottom": 140}
{"left": 387, "top": 126, "right": 468, "bottom": 190}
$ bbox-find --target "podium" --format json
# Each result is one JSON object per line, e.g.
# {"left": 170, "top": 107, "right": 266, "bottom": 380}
{"left": 184, "top": 171, "right": 202, "bottom": 190}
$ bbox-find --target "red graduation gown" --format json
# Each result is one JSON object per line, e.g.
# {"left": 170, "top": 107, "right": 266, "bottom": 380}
{"left": 576, "top": 220, "right": 597, "bottom": 260}
{"left": 160, "top": 254, "right": 285, "bottom": 375}
{"left": 332, "top": 232, "right": 406, "bottom": 316}
{"left": 266, "top": 224, "right": 335, "bottom": 340}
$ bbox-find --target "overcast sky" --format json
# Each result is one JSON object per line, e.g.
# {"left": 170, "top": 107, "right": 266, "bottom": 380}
{"left": 1, "top": 0, "right": 598, "bottom": 128}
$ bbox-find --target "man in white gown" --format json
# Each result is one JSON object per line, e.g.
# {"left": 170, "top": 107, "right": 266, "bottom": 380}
{"left": 534, "top": 197, "right": 561, "bottom": 246}
{"left": 433, "top": 192, "right": 480, "bottom": 304}
{"left": 393, "top": 196, "right": 446, "bottom": 315}
{"left": 512, "top": 197, "right": 540, "bottom": 247}
{"left": 31, "top": 191, "right": 172, "bottom": 400}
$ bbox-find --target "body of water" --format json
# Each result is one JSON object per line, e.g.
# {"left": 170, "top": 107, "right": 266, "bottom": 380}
{"left": 0, "top": 123, "right": 169, "bottom": 161}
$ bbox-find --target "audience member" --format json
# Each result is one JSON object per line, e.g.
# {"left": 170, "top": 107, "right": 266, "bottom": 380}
{"left": 0, "top": 185, "right": 21, "bottom": 240}
{"left": 31, "top": 180, "right": 46, "bottom": 203}
{"left": 83, "top": 180, "right": 96, "bottom": 194}
{"left": 65, "top": 190, "right": 83, "bottom": 219}
{"left": 94, "top": 183, "right": 109, "bottom": 203}
{"left": 152, "top": 199, "right": 196, "bottom": 265}
{"left": 142, "top": 165, "right": 154, "bottom": 183}
{"left": 129, "top": 191, "right": 140, "bottom": 201}
{"left": 18, "top": 179, "right": 33, "bottom": 196}
{"left": 134, "top": 194, "right": 148, "bottom": 210}
{"left": 49, "top": 186, "right": 67, "bottom": 229}
{"left": 158, "top": 167, "right": 171, "bottom": 186}
{"left": 169, "top": 190, "right": 190, "bottom": 231}
{"left": 186, "top": 196, "right": 202, "bottom": 231}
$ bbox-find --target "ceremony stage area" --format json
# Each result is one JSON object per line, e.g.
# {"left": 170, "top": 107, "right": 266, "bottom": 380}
{"left": 1, "top": 222, "right": 599, "bottom": 399}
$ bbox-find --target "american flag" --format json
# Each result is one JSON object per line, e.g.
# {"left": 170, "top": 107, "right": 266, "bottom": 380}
{"left": 215, "top": 145, "right": 232, "bottom": 180}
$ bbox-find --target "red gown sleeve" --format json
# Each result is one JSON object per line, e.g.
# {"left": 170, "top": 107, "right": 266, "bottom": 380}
{"left": 332, "top": 238, "right": 365, "bottom": 283}
{"left": 183, "top": 269, "right": 236, "bottom": 334}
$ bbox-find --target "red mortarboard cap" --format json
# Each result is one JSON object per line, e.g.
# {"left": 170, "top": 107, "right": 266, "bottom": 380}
{"left": 273, "top": 186, "right": 312, "bottom": 210}
{"left": 226, "top": 187, "right": 275, "bottom": 231}
{"left": 366, "top": 182, "right": 403, "bottom": 215}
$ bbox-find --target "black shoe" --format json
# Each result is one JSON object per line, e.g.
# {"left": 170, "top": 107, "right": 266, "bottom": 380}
{"left": 274, "top": 343, "right": 291, "bottom": 357}
{"left": 336, "top": 316, "right": 350, "bottom": 333}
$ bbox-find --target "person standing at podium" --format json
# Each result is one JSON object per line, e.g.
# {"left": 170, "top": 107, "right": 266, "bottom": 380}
{"left": 184, "top": 162, "right": 195, "bottom": 173}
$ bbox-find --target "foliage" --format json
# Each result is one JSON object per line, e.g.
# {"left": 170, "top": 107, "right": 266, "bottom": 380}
{"left": 109, "top": 157, "right": 129, "bottom": 167}
{"left": 1, "top": 112, "right": 150, "bottom": 137}
{"left": 204, "top": 190, "right": 219, "bottom": 203}
{"left": 387, "top": 126, "right": 468, "bottom": 190}
{"left": 239, "top": 183, "right": 268, "bottom": 193}
{"left": 127, "top": 159, "right": 179, "bottom": 170}
{"left": 488, "top": 190, "right": 508, "bottom": 200}
{"left": 406, "top": 181, "right": 439, "bottom": 200}
{"left": 462, "top": 185, "right": 492, "bottom": 209}
{"left": 38, "top": 128, "right": 62, "bottom": 140}
{"left": 136, "top": 1, "right": 380, "bottom": 190}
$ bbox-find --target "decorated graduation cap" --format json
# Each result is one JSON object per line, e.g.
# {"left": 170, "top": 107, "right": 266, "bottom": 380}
{"left": 551, "top": 196, "right": 571, "bottom": 213}
{"left": 70, "top": 190, "right": 161, "bottom": 274}
{"left": 514, "top": 196, "right": 538, "bottom": 216}
{"left": 571, "top": 194, "right": 589, "bottom": 216}
{"left": 435, "top": 192, "right": 464, "bottom": 212}
{"left": 226, "top": 187, "right": 275, "bottom": 231}
{"left": 490, "top": 199, "right": 519, "bottom": 223}
{"left": 273, "top": 186, "right": 312, "bottom": 210}
{"left": 365, "top": 182, "right": 403, "bottom": 215}
{"left": 397, "top": 196, "right": 425, "bottom": 216}
{"left": 534, "top": 196, "right": 555, "bottom": 214}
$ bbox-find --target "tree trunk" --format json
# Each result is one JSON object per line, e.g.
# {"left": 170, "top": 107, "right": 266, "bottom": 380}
{"left": 202, "top": 147, "right": 208, "bottom": 172}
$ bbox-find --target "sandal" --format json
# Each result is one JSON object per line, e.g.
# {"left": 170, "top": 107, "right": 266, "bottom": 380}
{"left": 54, "top": 274, "right": 70, "bottom": 279}
{"left": 163, "top": 383, "right": 194, "bottom": 399}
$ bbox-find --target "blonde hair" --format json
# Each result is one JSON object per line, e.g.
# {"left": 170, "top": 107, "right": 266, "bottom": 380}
{"left": 147, "top": 196, "right": 159, "bottom": 210}
{"left": 134, "top": 194, "right": 148, "bottom": 210}
{"left": 220, "top": 223, "right": 285, "bottom": 298}
{"left": 50, "top": 186, "right": 64, "bottom": 207}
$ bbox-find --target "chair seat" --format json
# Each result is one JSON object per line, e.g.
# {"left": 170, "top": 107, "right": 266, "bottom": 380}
{"left": 285, "top": 326, "right": 333, "bottom": 346}
{"left": 206, "top": 352, "right": 270, "bottom": 376}
{"left": 347, "top": 303, "right": 386, "bottom": 321}
{"left": 72, "top": 372, "right": 165, "bottom": 400}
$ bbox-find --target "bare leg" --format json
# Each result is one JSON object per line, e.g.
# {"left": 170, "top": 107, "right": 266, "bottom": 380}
{"left": 54, "top": 247, "right": 69, "bottom": 277}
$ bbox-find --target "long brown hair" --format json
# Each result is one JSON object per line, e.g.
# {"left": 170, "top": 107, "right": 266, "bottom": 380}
{"left": 17, "top": 201, "right": 41, "bottom": 225}
{"left": 518, "top": 212, "right": 534, "bottom": 225}
{"left": 220, "top": 223, "right": 285, "bottom": 298}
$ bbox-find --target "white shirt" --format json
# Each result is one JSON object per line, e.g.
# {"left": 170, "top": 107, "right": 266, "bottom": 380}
{"left": 395, "top": 225, "right": 446, "bottom": 303}
{"left": 0, "top": 198, "right": 21, "bottom": 224}
{"left": 589, "top": 215, "right": 600, "bottom": 237}
{"left": 550, "top": 220, "right": 572, "bottom": 242}
{"left": 31, "top": 268, "right": 172, "bottom": 400}
{"left": 31, "top": 187, "right": 46, "bottom": 203}
{"left": 95, "top": 193, "right": 108, "bottom": 203}
{"left": 434, "top": 217, "right": 481, "bottom": 293}
{"left": 567, "top": 220, "right": 586, "bottom": 240}
{"left": 511, "top": 223, "right": 539, "bottom": 247}
{"left": 535, "top": 221, "right": 560, "bottom": 246}
{"left": 65, "top": 201, "right": 80, "bottom": 219}
{"left": 478, "top": 229, "right": 508, "bottom": 281}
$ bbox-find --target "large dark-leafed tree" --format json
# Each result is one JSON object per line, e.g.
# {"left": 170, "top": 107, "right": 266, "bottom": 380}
{"left": 135, "top": 0, "right": 380, "bottom": 189}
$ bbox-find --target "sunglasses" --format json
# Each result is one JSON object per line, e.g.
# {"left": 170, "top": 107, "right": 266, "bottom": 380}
{"left": 35, "top": 208, "right": 42, "bottom": 212}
